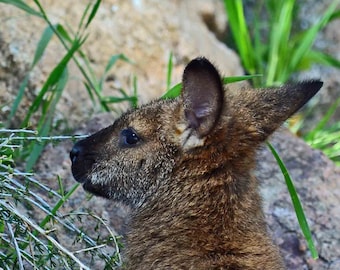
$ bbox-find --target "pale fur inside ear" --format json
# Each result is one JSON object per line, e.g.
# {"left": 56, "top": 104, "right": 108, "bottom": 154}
{"left": 177, "top": 122, "right": 205, "bottom": 150}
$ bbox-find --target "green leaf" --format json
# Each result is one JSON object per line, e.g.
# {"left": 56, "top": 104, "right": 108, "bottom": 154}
{"left": 99, "top": 54, "right": 131, "bottom": 90}
{"left": 55, "top": 24, "right": 73, "bottom": 44}
{"left": 7, "top": 74, "right": 29, "bottom": 126}
{"left": 32, "top": 25, "right": 55, "bottom": 67}
{"left": 307, "top": 50, "right": 340, "bottom": 69}
{"left": 25, "top": 68, "right": 69, "bottom": 170}
{"left": 305, "top": 95, "right": 340, "bottom": 142}
{"left": 0, "top": 0, "right": 43, "bottom": 18}
{"left": 166, "top": 52, "right": 173, "bottom": 91}
{"left": 161, "top": 74, "right": 262, "bottom": 99}
{"left": 104, "top": 54, "right": 132, "bottom": 75}
{"left": 85, "top": 0, "right": 102, "bottom": 28}
{"left": 267, "top": 142, "right": 318, "bottom": 259}
{"left": 265, "top": 0, "right": 295, "bottom": 85}
{"left": 224, "top": 0, "right": 255, "bottom": 74}
{"left": 161, "top": 83, "right": 182, "bottom": 99}
{"left": 222, "top": 74, "right": 262, "bottom": 84}
{"left": 22, "top": 37, "right": 85, "bottom": 127}
{"left": 289, "top": 0, "right": 338, "bottom": 74}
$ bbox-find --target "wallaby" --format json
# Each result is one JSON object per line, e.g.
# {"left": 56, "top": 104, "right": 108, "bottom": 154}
{"left": 70, "top": 57, "right": 322, "bottom": 269}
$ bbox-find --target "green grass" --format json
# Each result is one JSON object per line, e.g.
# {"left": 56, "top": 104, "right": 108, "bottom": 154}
{"left": 0, "top": 129, "right": 122, "bottom": 269}
{"left": 224, "top": 0, "right": 340, "bottom": 165}
{"left": 0, "top": 0, "right": 130, "bottom": 268}
{"left": 224, "top": 0, "right": 340, "bottom": 87}
{"left": 224, "top": 0, "right": 340, "bottom": 259}
{"left": 2, "top": 0, "right": 136, "bottom": 170}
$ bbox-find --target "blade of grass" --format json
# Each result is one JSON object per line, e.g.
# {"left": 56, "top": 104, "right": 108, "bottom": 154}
{"left": 85, "top": 0, "right": 102, "bottom": 28}
{"left": 0, "top": 0, "right": 42, "bottom": 18}
{"left": 162, "top": 74, "right": 262, "bottom": 99}
{"left": 288, "top": 0, "right": 338, "bottom": 75}
{"left": 131, "top": 75, "right": 139, "bottom": 108}
{"left": 7, "top": 75, "right": 29, "bottom": 126}
{"left": 305, "top": 95, "right": 340, "bottom": 142}
{"left": 32, "top": 25, "right": 55, "bottom": 67}
{"left": 224, "top": 0, "right": 255, "bottom": 74}
{"left": 77, "top": 2, "right": 91, "bottom": 33}
{"left": 166, "top": 52, "right": 173, "bottom": 91}
{"left": 307, "top": 50, "right": 340, "bottom": 69}
{"left": 267, "top": 142, "right": 318, "bottom": 259}
{"left": 21, "top": 37, "right": 85, "bottom": 128}
{"left": 7, "top": 25, "right": 55, "bottom": 126}
{"left": 25, "top": 67, "right": 69, "bottom": 170}
{"left": 99, "top": 54, "right": 132, "bottom": 90}
{"left": 265, "top": 0, "right": 295, "bottom": 86}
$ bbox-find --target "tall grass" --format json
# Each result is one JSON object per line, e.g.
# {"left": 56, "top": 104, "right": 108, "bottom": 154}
{"left": 0, "top": 0, "right": 130, "bottom": 268}
{"left": 224, "top": 0, "right": 340, "bottom": 164}
{"left": 0, "top": 128, "right": 122, "bottom": 269}
{"left": 224, "top": 0, "right": 340, "bottom": 258}
{"left": 2, "top": 0, "right": 136, "bottom": 170}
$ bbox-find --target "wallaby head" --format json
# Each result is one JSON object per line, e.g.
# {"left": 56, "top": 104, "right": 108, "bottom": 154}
{"left": 70, "top": 57, "right": 322, "bottom": 269}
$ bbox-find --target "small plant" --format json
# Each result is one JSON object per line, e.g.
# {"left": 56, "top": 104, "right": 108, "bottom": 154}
{"left": 0, "top": 128, "right": 122, "bottom": 269}
{"left": 1, "top": 0, "right": 134, "bottom": 268}
{"left": 224, "top": 0, "right": 340, "bottom": 87}
{"left": 223, "top": 0, "right": 340, "bottom": 258}
{"left": 1, "top": 0, "right": 136, "bottom": 170}
{"left": 223, "top": 0, "right": 340, "bottom": 165}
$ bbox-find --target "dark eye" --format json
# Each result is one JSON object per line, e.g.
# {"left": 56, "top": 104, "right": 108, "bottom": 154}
{"left": 120, "top": 128, "right": 141, "bottom": 147}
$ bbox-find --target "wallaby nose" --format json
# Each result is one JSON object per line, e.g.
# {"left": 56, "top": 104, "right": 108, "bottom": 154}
{"left": 70, "top": 144, "right": 82, "bottom": 163}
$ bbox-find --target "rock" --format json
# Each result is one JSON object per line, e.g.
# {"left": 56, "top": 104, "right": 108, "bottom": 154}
{"left": 0, "top": 0, "right": 242, "bottom": 129}
{"left": 258, "top": 129, "right": 340, "bottom": 270}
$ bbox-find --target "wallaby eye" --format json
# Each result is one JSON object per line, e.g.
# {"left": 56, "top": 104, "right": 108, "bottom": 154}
{"left": 120, "top": 128, "right": 141, "bottom": 147}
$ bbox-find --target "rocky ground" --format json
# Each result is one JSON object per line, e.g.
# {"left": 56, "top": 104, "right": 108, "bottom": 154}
{"left": 1, "top": 0, "right": 339, "bottom": 269}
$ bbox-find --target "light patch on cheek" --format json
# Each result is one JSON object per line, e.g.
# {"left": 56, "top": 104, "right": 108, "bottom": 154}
{"left": 176, "top": 123, "right": 205, "bottom": 150}
{"left": 90, "top": 167, "right": 111, "bottom": 185}
{"left": 89, "top": 172, "right": 101, "bottom": 185}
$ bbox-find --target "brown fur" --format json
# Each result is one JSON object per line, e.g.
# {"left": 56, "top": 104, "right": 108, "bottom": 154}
{"left": 70, "top": 57, "right": 322, "bottom": 269}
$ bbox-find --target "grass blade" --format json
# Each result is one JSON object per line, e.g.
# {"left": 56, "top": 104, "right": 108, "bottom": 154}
{"left": 166, "top": 52, "right": 173, "bottom": 91}
{"left": 267, "top": 142, "right": 318, "bottom": 259}
{"left": 162, "top": 75, "right": 262, "bottom": 99}
{"left": 289, "top": 0, "right": 338, "bottom": 74}
{"left": 222, "top": 74, "right": 262, "bottom": 84}
{"left": 0, "top": 0, "right": 42, "bottom": 18}
{"left": 8, "top": 25, "right": 55, "bottom": 126}
{"left": 25, "top": 67, "right": 69, "bottom": 170}
{"left": 265, "top": 0, "right": 295, "bottom": 86}
{"left": 98, "top": 54, "right": 132, "bottom": 90}
{"left": 7, "top": 74, "right": 29, "bottom": 126}
{"left": 85, "top": 0, "right": 102, "bottom": 28}
{"left": 307, "top": 50, "right": 340, "bottom": 69}
{"left": 21, "top": 37, "right": 85, "bottom": 127}
{"left": 305, "top": 95, "right": 340, "bottom": 142}
{"left": 32, "top": 25, "right": 55, "bottom": 67}
{"left": 104, "top": 54, "right": 132, "bottom": 74}
{"left": 161, "top": 83, "right": 181, "bottom": 99}
{"left": 224, "top": 0, "right": 255, "bottom": 74}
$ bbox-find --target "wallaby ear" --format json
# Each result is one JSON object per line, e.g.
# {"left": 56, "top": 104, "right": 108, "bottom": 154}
{"left": 234, "top": 80, "right": 323, "bottom": 142}
{"left": 182, "top": 57, "right": 224, "bottom": 137}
